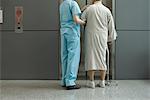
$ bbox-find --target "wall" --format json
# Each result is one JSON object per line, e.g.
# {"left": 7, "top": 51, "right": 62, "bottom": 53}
{"left": 1, "top": 0, "right": 59, "bottom": 79}
{"left": 1, "top": 0, "right": 150, "bottom": 80}
{"left": 149, "top": 0, "right": 150, "bottom": 79}
{"left": 0, "top": 1, "right": 2, "bottom": 79}
{"left": 148, "top": 31, "right": 150, "bottom": 79}
{"left": 116, "top": 0, "right": 149, "bottom": 79}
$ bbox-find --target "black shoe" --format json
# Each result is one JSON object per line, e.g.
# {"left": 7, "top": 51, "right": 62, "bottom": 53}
{"left": 61, "top": 85, "right": 66, "bottom": 87}
{"left": 66, "top": 84, "right": 81, "bottom": 90}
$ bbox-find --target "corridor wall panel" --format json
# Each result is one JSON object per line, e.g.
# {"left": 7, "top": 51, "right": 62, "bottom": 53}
{"left": 148, "top": 0, "right": 150, "bottom": 79}
{"left": 0, "top": 27, "right": 1, "bottom": 79}
{"left": 116, "top": 0, "right": 150, "bottom": 79}
{"left": 1, "top": 0, "right": 59, "bottom": 79}
{"left": 1, "top": 0, "right": 59, "bottom": 30}
{"left": 149, "top": 31, "right": 150, "bottom": 78}
{"left": 116, "top": 31, "right": 149, "bottom": 79}
{"left": 116, "top": 0, "right": 149, "bottom": 30}
{"left": 2, "top": 31, "right": 59, "bottom": 79}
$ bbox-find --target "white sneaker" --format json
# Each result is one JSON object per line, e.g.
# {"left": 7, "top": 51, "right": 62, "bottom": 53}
{"left": 86, "top": 80, "right": 95, "bottom": 89}
{"left": 98, "top": 80, "right": 105, "bottom": 88}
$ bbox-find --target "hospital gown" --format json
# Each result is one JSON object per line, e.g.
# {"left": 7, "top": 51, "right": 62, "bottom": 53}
{"left": 81, "top": 2, "right": 117, "bottom": 71}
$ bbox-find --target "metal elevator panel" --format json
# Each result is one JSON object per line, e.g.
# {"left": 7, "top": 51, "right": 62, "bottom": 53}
{"left": 0, "top": 1, "right": 2, "bottom": 79}
{"left": 149, "top": 31, "right": 150, "bottom": 79}
{"left": 1, "top": 0, "right": 59, "bottom": 79}
{"left": 116, "top": 31, "right": 149, "bottom": 79}
{"left": 115, "top": 0, "right": 150, "bottom": 79}
{"left": 116, "top": 0, "right": 149, "bottom": 30}
{"left": 1, "top": 0, "right": 59, "bottom": 30}
{"left": 149, "top": 1, "right": 150, "bottom": 78}
{"left": 2, "top": 31, "right": 59, "bottom": 79}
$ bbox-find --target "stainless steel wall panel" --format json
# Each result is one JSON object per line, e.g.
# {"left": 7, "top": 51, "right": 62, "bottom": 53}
{"left": 1, "top": 0, "right": 59, "bottom": 30}
{"left": 116, "top": 0, "right": 149, "bottom": 30}
{"left": 116, "top": 31, "right": 149, "bottom": 79}
{"left": 0, "top": 24, "right": 1, "bottom": 79}
{"left": 149, "top": 1, "right": 150, "bottom": 78}
{"left": 149, "top": 0, "right": 150, "bottom": 30}
{"left": 149, "top": 31, "right": 150, "bottom": 79}
{"left": 2, "top": 31, "right": 59, "bottom": 79}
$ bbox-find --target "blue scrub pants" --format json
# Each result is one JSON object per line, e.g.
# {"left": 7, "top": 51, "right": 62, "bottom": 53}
{"left": 61, "top": 33, "right": 80, "bottom": 86}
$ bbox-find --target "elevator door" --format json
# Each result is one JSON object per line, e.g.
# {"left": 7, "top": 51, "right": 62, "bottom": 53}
{"left": 1, "top": 0, "right": 59, "bottom": 79}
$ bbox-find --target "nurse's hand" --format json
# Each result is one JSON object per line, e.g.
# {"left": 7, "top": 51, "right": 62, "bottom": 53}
{"left": 73, "top": 15, "right": 85, "bottom": 25}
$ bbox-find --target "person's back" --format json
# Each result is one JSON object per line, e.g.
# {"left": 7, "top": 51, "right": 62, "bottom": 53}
{"left": 60, "top": 0, "right": 83, "bottom": 36}
{"left": 81, "top": 0, "right": 117, "bottom": 89}
{"left": 59, "top": 0, "right": 85, "bottom": 90}
{"left": 60, "top": 0, "right": 74, "bottom": 29}
{"left": 85, "top": 3, "right": 111, "bottom": 34}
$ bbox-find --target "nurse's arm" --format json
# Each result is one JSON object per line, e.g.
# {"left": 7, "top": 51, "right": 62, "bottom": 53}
{"left": 73, "top": 15, "right": 85, "bottom": 25}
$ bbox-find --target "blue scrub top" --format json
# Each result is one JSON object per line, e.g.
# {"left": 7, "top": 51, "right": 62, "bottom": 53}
{"left": 60, "top": 0, "right": 81, "bottom": 36}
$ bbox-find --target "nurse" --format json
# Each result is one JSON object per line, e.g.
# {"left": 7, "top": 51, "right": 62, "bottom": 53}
{"left": 81, "top": 0, "right": 117, "bottom": 88}
{"left": 60, "top": 0, "right": 85, "bottom": 90}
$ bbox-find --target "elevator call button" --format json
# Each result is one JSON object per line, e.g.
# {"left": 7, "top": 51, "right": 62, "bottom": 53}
{"left": 0, "top": 10, "right": 3, "bottom": 24}
{"left": 15, "top": 6, "right": 23, "bottom": 33}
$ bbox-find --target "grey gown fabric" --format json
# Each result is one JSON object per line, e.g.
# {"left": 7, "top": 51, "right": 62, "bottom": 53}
{"left": 81, "top": 2, "right": 117, "bottom": 71}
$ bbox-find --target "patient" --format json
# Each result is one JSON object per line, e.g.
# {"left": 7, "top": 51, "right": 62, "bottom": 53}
{"left": 81, "top": 0, "right": 117, "bottom": 88}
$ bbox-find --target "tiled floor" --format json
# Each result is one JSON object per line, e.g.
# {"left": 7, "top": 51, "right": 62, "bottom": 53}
{"left": 0, "top": 80, "right": 150, "bottom": 100}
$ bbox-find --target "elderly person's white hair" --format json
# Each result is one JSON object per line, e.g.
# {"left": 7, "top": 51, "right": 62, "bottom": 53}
{"left": 92, "top": 0, "right": 103, "bottom": 4}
